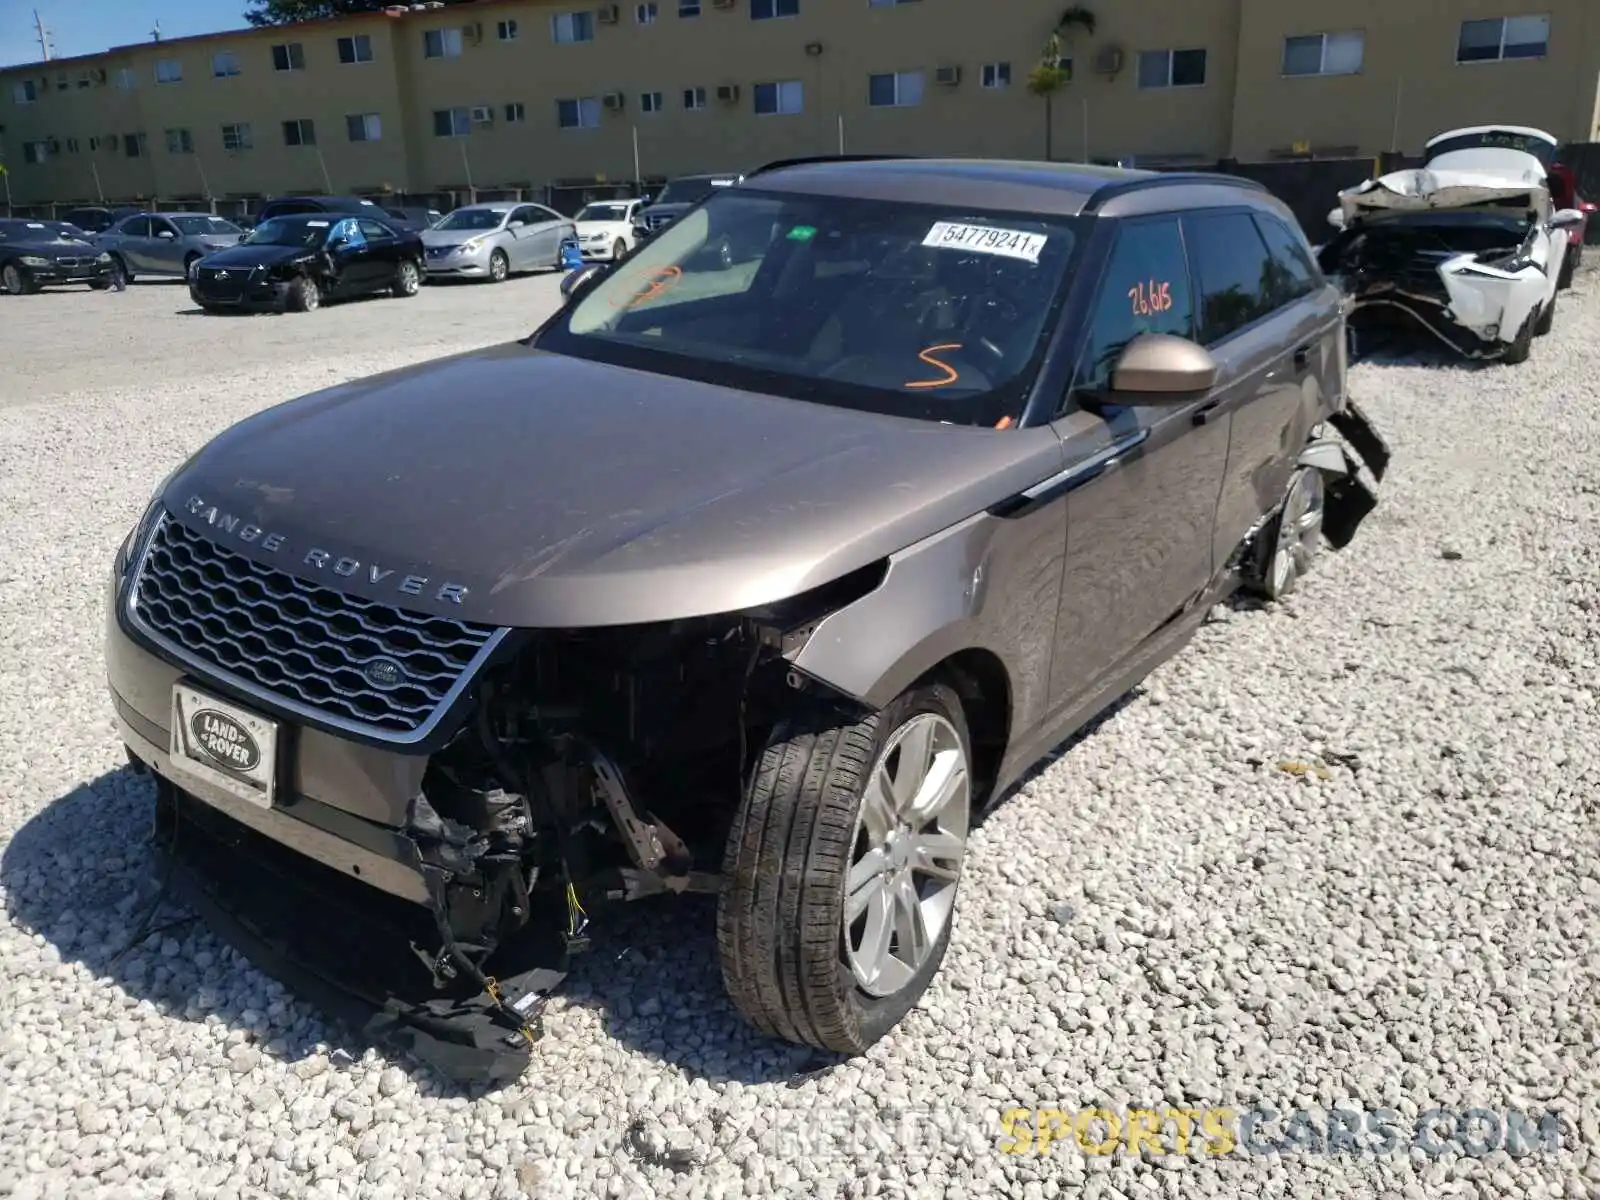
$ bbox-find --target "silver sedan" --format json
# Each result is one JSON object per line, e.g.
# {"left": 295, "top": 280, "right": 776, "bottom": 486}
{"left": 420, "top": 202, "right": 576, "bottom": 282}
{"left": 95, "top": 212, "right": 245, "bottom": 283}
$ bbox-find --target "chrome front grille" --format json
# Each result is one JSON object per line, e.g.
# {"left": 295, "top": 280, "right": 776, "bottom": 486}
{"left": 131, "top": 515, "right": 501, "bottom": 736}
{"left": 55, "top": 256, "right": 86, "bottom": 267}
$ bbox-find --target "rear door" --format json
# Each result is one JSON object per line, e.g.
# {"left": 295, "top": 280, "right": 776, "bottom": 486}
{"left": 1046, "top": 215, "right": 1233, "bottom": 707}
{"left": 1181, "top": 208, "right": 1336, "bottom": 569}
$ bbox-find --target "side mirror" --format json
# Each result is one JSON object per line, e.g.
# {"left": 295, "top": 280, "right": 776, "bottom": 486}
{"left": 561, "top": 262, "right": 608, "bottom": 301}
{"left": 157, "top": 230, "right": 176, "bottom": 239}
{"left": 1109, "top": 334, "right": 1220, "bottom": 398}
{"left": 1326, "top": 208, "right": 1347, "bottom": 232}
{"left": 509, "top": 219, "right": 526, "bottom": 229}
{"left": 1549, "top": 207, "right": 1585, "bottom": 232}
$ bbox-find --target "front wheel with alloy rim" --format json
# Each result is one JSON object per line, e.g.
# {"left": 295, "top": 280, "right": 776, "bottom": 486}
{"left": 612, "top": 239, "right": 627, "bottom": 261}
{"left": 392, "top": 259, "right": 422, "bottom": 297}
{"left": 717, "top": 681, "right": 972, "bottom": 1053}
{"left": 286, "top": 274, "right": 321, "bottom": 313}
{"left": 1245, "top": 466, "right": 1325, "bottom": 601}
{"left": 487, "top": 250, "right": 509, "bottom": 283}
{"left": 2, "top": 263, "right": 35, "bottom": 295}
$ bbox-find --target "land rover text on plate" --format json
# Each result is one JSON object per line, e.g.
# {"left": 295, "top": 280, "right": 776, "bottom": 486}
{"left": 107, "top": 156, "right": 1389, "bottom": 1083}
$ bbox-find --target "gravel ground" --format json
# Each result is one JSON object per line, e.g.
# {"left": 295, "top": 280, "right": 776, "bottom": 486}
{"left": 1, "top": 270, "right": 1597, "bottom": 1200}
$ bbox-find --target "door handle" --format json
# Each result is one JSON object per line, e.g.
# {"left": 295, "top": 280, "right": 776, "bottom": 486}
{"left": 1192, "top": 399, "right": 1225, "bottom": 426}
{"left": 1292, "top": 343, "right": 1312, "bottom": 370}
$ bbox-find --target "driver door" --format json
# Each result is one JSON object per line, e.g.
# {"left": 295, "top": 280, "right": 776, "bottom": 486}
{"left": 147, "top": 217, "right": 183, "bottom": 273}
{"left": 1046, "top": 215, "right": 1232, "bottom": 709}
{"left": 518, "top": 205, "right": 566, "bottom": 267}
{"left": 325, "top": 218, "right": 375, "bottom": 291}
{"left": 119, "top": 216, "right": 157, "bottom": 271}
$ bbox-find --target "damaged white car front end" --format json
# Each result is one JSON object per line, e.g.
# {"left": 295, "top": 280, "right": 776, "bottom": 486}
{"left": 1318, "top": 128, "right": 1585, "bottom": 363}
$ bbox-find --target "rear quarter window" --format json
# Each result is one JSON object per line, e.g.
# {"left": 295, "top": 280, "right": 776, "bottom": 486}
{"left": 1252, "top": 213, "right": 1322, "bottom": 307}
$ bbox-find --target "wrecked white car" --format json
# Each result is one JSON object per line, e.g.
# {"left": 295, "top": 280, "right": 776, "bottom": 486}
{"left": 1318, "top": 125, "right": 1586, "bottom": 363}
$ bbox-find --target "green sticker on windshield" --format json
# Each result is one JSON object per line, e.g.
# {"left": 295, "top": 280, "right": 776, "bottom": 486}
{"left": 787, "top": 224, "right": 817, "bottom": 241}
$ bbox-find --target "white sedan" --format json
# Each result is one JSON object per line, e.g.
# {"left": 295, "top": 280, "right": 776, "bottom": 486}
{"left": 573, "top": 199, "right": 643, "bottom": 262}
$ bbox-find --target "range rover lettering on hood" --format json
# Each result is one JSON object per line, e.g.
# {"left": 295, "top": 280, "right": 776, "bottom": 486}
{"left": 183, "top": 494, "right": 471, "bottom": 604}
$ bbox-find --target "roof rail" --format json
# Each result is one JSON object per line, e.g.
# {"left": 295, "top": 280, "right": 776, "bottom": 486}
{"left": 745, "top": 154, "right": 920, "bottom": 177}
{"left": 1082, "top": 170, "right": 1270, "bottom": 214}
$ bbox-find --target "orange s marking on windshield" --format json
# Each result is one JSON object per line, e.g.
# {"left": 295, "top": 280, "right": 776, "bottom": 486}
{"left": 610, "top": 265, "right": 683, "bottom": 308}
{"left": 905, "top": 343, "right": 963, "bottom": 390}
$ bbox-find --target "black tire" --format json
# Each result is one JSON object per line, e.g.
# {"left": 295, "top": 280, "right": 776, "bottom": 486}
{"left": 717, "top": 681, "right": 971, "bottom": 1054}
{"left": 183, "top": 252, "right": 201, "bottom": 280}
{"left": 1557, "top": 244, "right": 1578, "bottom": 291}
{"left": 1535, "top": 290, "right": 1556, "bottom": 337}
{"left": 1500, "top": 308, "right": 1536, "bottom": 364}
{"left": 285, "top": 274, "right": 321, "bottom": 313}
{"left": 391, "top": 258, "right": 422, "bottom": 297}
{"left": 612, "top": 239, "right": 627, "bottom": 262}
{"left": 2, "top": 263, "right": 34, "bottom": 296}
{"left": 109, "top": 254, "right": 132, "bottom": 286}
{"left": 487, "top": 250, "right": 509, "bottom": 283}
{"left": 88, "top": 280, "right": 111, "bottom": 291}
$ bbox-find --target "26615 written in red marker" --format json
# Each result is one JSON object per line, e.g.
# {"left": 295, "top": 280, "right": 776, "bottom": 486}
{"left": 1128, "top": 279, "right": 1173, "bottom": 316}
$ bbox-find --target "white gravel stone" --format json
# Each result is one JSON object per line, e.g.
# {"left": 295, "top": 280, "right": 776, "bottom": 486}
{"left": 1, "top": 269, "right": 1597, "bottom": 1199}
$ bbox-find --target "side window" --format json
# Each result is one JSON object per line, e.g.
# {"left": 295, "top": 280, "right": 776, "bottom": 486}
{"left": 358, "top": 218, "right": 394, "bottom": 240}
{"left": 1252, "top": 213, "right": 1321, "bottom": 308}
{"left": 1074, "top": 217, "right": 1195, "bottom": 394}
{"left": 531, "top": 204, "right": 564, "bottom": 223}
{"left": 334, "top": 217, "right": 365, "bottom": 245}
{"left": 511, "top": 206, "right": 541, "bottom": 226}
{"left": 1182, "top": 211, "right": 1276, "bottom": 345}
{"left": 123, "top": 216, "right": 153, "bottom": 237}
{"left": 152, "top": 218, "right": 178, "bottom": 237}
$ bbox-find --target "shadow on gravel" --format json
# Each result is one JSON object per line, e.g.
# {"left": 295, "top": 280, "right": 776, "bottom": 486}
{"left": 3, "top": 693, "right": 1146, "bottom": 1097}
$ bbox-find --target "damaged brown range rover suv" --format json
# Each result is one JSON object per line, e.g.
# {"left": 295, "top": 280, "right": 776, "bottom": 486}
{"left": 105, "top": 156, "right": 1390, "bottom": 1083}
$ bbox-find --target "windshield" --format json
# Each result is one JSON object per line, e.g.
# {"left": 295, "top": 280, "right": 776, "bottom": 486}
{"left": 654, "top": 178, "right": 734, "bottom": 207}
{"left": 578, "top": 202, "right": 632, "bottom": 222}
{"left": 173, "top": 215, "right": 241, "bottom": 237}
{"left": 1426, "top": 130, "right": 1556, "bottom": 170}
{"left": 0, "top": 220, "right": 73, "bottom": 242}
{"left": 435, "top": 208, "right": 508, "bottom": 231}
{"left": 241, "top": 216, "right": 335, "bottom": 247}
{"left": 539, "top": 189, "right": 1085, "bottom": 426}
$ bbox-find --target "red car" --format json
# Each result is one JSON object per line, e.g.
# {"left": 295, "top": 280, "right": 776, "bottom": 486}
{"left": 1548, "top": 160, "right": 1594, "bottom": 289}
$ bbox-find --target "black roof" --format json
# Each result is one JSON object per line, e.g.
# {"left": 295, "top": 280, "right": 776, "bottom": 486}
{"left": 742, "top": 156, "right": 1269, "bottom": 218}
{"left": 260, "top": 195, "right": 380, "bottom": 210}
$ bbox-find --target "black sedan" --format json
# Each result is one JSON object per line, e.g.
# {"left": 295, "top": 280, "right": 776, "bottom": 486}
{"left": 189, "top": 214, "right": 423, "bottom": 313}
{"left": 0, "top": 219, "right": 117, "bottom": 294}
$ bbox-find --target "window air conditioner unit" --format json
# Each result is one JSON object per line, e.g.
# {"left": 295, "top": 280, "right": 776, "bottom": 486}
{"left": 463, "top": 22, "right": 483, "bottom": 44}
{"left": 715, "top": 83, "right": 739, "bottom": 102}
{"left": 934, "top": 65, "right": 961, "bottom": 86}
{"left": 1093, "top": 44, "right": 1125, "bottom": 76}
{"left": 90, "top": 67, "right": 108, "bottom": 84}
{"left": 602, "top": 90, "right": 625, "bottom": 110}
{"left": 596, "top": 4, "right": 620, "bottom": 23}
{"left": 471, "top": 104, "right": 494, "bottom": 123}
{"left": 711, "top": 0, "right": 735, "bottom": 8}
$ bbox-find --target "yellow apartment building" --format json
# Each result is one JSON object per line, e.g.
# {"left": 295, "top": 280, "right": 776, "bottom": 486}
{"left": 2, "top": 0, "right": 1597, "bottom": 210}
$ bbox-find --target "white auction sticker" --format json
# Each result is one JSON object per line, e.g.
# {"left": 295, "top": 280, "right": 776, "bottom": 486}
{"left": 307, "top": 220, "right": 330, "bottom": 227}
{"left": 922, "top": 221, "right": 1047, "bottom": 264}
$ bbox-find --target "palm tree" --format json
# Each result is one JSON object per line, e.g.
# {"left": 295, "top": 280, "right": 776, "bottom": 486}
{"left": 1027, "top": 5, "right": 1097, "bottom": 162}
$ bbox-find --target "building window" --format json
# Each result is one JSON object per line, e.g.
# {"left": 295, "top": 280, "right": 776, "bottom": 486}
{"left": 65, "top": 137, "right": 80, "bottom": 153}
{"left": 497, "top": 18, "right": 519, "bottom": 40}
{"left": 1282, "top": 31, "right": 1364, "bottom": 76}
{"left": 433, "top": 107, "right": 471, "bottom": 137}
{"left": 424, "top": 28, "right": 464, "bottom": 58}
{"left": 637, "top": 3, "right": 659, "bottom": 23}
{"left": 212, "top": 51, "right": 241, "bottom": 77}
{"left": 640, "top": 90, "right": 664, "bottom": 113}
{"left": 1137, "top": 48, "right": 1207, "bottom": 89}
{"left": 283, "top": 118, "right": 316, "bottom": 146}
{"left": 272, "top": 42, "right": 305, "bottom": 71}
{"left": 505, "top": 101, "right": 526, "bottom": 122}
{"left": 165, "top": 127, "right": 194, "bottom": 153}
{"left": 980, "top": 62, "right": 1011, "bottom": 89}
{"left": 113, "top": 68, "right": 136, "bottom": 89}
{"left": 683, "top": 85, "right": 707, "bottom": 109}
{"left": 347, "top": 112, "right": 382, "bottom": 141}
{"left": 155, "top": 59, "right": 183, "bottom": 84}
{"left": 337, "top": 34, "right": 374, "bottom": 64}
{"left": 22, "top": 141, "right": 49, "bottom": 163}
{"left": 551, "top": 12, "right": 595, "bottom": 43}
{"left": 556, "top": 96, "right": 601, "bottom": 128}
{"left": 1457, "top": 15, "right": 1549, "bottom": 63}
{"left": 751, "top": 0, "right": 798, "bottom": 18}
{"left": 221, "top": 123, "right": 253, "bottom": 152}
{"left": 753, "top": 79, "right": 803, "bottom": 114}
{"left": 11, "top": 80, "right": 37, "bottom": 103}
{"left": 679, "top": 0, "right": 700, "bottom": 14}
{"left": 868, "top": 70, "right": 924, "bottom": 107}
